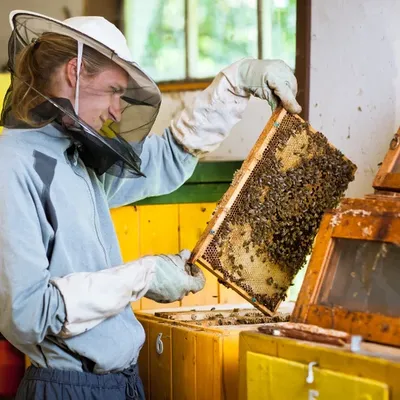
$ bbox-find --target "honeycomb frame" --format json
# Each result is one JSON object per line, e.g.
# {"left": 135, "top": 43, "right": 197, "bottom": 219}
{"left": 190, "top": 108, "right": 357, "bottom": 316}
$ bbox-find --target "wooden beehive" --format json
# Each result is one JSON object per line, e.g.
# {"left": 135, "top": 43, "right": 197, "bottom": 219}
{"left": 291, "top": 195, "right": 400, "bottom": 347}
{"left": 135, "top": 302, "right": 293, "bottom": 400}
{"left": 238, "top": 330, "right": 400, "bottom": 400}
{"left": 190, "top": 107, "right": 357, "bottom": 316}
{"left": 373, "top": 127, "right": 400, "bottom": 192}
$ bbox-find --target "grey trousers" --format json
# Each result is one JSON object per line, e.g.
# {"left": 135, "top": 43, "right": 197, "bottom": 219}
{"left": 16, "top": 365, "right": 145, "bottom": 400}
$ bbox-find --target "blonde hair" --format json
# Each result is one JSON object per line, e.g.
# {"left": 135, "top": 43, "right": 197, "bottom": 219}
{"left": 12, "top": 32, "right": 115, "bottom": 126}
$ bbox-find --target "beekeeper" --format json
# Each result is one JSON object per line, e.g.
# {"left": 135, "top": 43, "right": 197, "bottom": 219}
{"left": 0, "top": 10, "right": 301, "bottom": 400}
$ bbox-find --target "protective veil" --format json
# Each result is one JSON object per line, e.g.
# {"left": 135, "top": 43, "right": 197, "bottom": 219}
{"left": 0, "top": 10, "right": 162, "bottom": 177}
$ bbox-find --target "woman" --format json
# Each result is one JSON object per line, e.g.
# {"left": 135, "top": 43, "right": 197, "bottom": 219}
{"left": 0, "top": 10, "right": 301, "bottom": 400}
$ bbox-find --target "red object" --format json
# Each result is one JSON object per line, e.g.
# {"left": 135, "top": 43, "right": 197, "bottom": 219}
{"left": 0, "top": 339, "right": 25, "bottom": 396}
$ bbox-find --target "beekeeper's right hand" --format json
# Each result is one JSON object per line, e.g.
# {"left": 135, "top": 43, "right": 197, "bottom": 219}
{"left": 51, "top": 251, "right": 205, "bottom": 338}
{"left": 145, "top": 249, "right": 205, "bottom": 303}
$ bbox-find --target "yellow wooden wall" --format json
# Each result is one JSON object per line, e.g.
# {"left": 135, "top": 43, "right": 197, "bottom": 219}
{"left": 0, "top": 75, "right": 9, "bottom": 99}
{"left": 111, "top": 204, "right": 244, "bottom": 310}
{"left": 0, "top": 74, "right": 10, "bottom": 134}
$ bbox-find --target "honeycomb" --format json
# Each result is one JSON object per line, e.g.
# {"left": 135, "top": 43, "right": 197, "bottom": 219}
{"left": 190, "top": 108, "right": 357, "bottom": 315}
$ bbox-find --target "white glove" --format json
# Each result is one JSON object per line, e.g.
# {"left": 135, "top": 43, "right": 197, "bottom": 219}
{"left": 51, "top": 257, "right": 156, "bottom": 338}
{"left": 170, "top": 57, "right": 301, "bottom": 156}
{"left": 51, "top": 251, "right": 205, "bottom": 338}
{"left": 145, "top": 249, "right": 206, "bottom": 303}
{"left": 232, "top": 58, "right": 301, "bottom": 114}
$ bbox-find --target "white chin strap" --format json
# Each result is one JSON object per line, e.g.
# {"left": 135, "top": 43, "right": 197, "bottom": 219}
{"left": 74, "top": 41, "right": 83, "bottom": 115}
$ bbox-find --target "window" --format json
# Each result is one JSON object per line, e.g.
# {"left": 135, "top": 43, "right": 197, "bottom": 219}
{"left": 123, "top": 0, "right": 297, "bottom": 83}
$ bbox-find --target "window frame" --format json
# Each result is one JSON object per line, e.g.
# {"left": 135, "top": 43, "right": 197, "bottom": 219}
{"left": 84, "top": 0, "right": 311, "bottom": 119}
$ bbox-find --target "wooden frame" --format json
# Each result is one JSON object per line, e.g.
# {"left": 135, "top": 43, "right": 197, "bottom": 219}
{"left": 157, "top": 0, "right": 312, "bottom": 110}
{"left": 84, "top": 0, "right": 122, "bottom": 27}
{"left": 291, "top": 196, "right": 400, "bottom": 347}
{"left": 158, "top": 80, "right": 210, "bottom": 93}
{"left": 295, "top": 0, "right": 311, "bottom": 120}
{"left": 373, "top": 127, "right": 400, "bottom": 192}
{"left": 190, "top": 107, "right": 356, "bottom": 316}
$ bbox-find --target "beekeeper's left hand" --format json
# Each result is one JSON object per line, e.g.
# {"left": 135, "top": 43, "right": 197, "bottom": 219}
{"left": 170, "top": 57, "right": 302, "bottom": 156}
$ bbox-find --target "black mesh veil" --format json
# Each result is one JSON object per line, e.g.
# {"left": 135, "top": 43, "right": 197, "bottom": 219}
{"left": 0, "top": 11, "right": 162, "bottom": 177}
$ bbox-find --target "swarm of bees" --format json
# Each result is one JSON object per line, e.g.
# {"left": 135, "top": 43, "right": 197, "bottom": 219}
{"left": 202, "top": 114, "right": 356, "bottom": 311}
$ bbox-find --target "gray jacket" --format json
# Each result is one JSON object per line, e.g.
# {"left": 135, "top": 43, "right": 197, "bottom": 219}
{"left": 0, "top": 124, "right": 197, "bottom": 373}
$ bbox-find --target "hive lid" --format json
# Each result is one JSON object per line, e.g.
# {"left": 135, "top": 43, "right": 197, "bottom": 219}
{"left": 189, "top": 107, "right": 357, "bottom": 316}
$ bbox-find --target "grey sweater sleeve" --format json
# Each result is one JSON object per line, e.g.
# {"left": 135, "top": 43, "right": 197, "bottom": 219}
{"left": 0, "top": 159, "right": 66, "bottom": 345}
{"left": 102, "top": 128, "right": 198, "bottom": 208}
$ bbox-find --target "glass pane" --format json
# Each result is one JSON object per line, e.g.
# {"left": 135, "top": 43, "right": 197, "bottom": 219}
{"left": 124, "top": 0, "right": 185, "bottom": 81}
{"left": 262, "top": 0, "right": 297, "bottom": 69}
{"left": 192, "top": 0, "right": 258, "bottom": 79}
{"left": 317, "top": 239, "right": 400, "bottom": 317}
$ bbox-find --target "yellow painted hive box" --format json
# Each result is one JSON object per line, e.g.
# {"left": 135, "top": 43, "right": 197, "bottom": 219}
{"left": 135, "top": 302, "right": 294, "bottom": 400}
{"left": 239, "top": 330, "right": 400, "bottom": 400}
